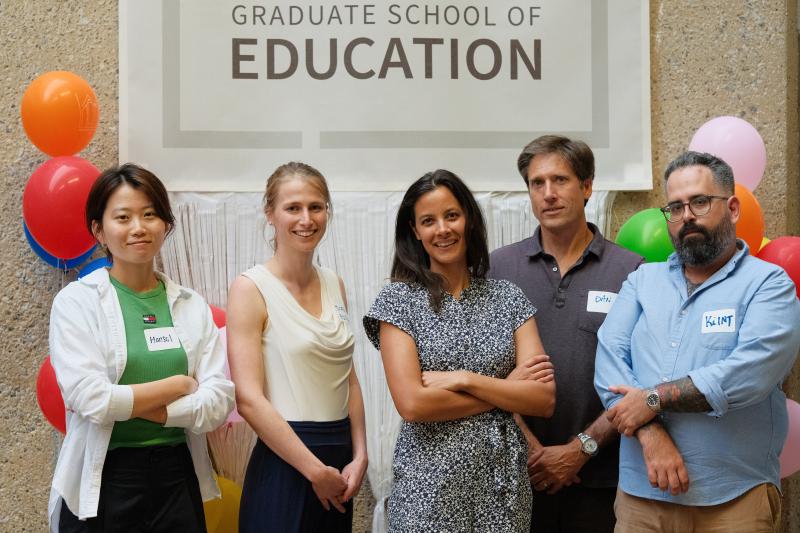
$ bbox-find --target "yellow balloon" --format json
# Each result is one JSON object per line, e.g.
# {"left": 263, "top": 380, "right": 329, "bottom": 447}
{"left": 204, "top": 476, "right": 242, "bottom": 533}
{"left": 760, "top": 236, "right": 771, "bottom": 252}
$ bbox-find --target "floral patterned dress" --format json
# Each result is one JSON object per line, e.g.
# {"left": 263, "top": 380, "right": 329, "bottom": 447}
{"left": 364, "top": 278, "right": 536, "bottom": 532}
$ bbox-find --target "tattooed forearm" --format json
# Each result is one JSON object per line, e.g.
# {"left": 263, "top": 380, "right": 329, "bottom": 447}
{"left": 655, "top": 377, "right": 712, "bottom": 413}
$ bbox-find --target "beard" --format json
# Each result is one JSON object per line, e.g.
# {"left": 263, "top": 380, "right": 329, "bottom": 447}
{"left": 670, "top": 216, "right": 736, "bottom": 267}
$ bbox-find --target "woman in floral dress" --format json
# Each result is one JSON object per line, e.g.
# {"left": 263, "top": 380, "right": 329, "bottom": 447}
{"left": 364, "top": 169, "right": 556, "bottom": 532}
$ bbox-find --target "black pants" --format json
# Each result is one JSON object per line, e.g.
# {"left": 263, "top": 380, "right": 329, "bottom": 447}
{"left": 59, "top": 443, "right": 206, "bottom": 533}
{"left": 239, "top": 418, "right": 353, "bottom": 533}
{"left": 530, "top": 485, "right": 617, "bottom": 533}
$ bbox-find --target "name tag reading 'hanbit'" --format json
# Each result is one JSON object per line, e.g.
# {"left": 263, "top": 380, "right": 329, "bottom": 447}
{"left": 586, "top": 291, "right": 617, "bottom": 314}
{"left": 145, "top": 327, "right": 181, "bottom": 351}
{"left": 701, "top": 309, "right": 736, "bottom": 333}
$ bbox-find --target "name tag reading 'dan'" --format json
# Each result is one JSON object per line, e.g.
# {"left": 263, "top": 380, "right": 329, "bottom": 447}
{"left": 702, "top": 309, "right": 736, "bottom": 333}
{"left": 587, "top": 291, "right": 617, "bottom": 313}
{"left": 145, "top": 327, "right": 181, "bottom": 351}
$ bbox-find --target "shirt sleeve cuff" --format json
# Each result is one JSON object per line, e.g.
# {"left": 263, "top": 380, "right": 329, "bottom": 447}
{"left": 107, "top": 384, "right": 135, "bottom": 422}
{"left": 164, "top": 395, "right": 194, "bottom": 428}
{"left": 688, "top": 369, "right": 727, "bottom": 417}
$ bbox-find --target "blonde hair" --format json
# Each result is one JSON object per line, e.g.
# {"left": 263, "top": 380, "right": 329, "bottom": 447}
{"left": 263, "top": 162, "right": 331, "bottom": 214}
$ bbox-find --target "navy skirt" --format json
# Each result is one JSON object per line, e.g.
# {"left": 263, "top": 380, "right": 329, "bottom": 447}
{"left": 239, "top": 418, "right": 353, "bottom": 533}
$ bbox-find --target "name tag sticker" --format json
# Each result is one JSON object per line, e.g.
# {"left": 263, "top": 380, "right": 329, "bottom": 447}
{"left": 586, "top": 291, "right": 617, "bottom": 313}
{"left": 334, "top": 304, "right": 349, "bottom": 323}
{"left": 144, "top": 327, "right": 181, "bottom": 351}
{"left": 701, "top": 309, "right": 736, "bottom": 333}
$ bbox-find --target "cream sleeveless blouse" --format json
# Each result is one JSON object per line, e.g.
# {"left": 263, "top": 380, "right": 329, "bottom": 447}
{"left": 242, "top": 264, "right": 354, "bottom": 422}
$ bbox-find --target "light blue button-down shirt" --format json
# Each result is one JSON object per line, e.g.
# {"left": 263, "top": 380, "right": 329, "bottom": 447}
{"left": 594, "top": 242, "right": 800, "bottom": 506}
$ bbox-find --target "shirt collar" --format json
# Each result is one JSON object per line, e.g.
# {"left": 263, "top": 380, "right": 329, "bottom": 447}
{"left": 527, "top": 222, "right": 604, "bottom": 259}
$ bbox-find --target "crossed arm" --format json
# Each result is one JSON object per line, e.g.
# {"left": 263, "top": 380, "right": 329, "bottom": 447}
{"left": 379, "top": 316, "right": 556, "bottom": 423}
{"left": 50, "top": 289, "right": 199, "bottom": 427}
{"left": 517, "top": 409, "right": 619, "bottom": 495}
{"left": 606, "top": 377, "right": 711, "bottom": 437}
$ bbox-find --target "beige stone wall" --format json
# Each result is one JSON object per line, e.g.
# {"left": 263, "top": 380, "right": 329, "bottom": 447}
{"left": 0, "top": 1, "right": 118, "bottom": 530}
{"left": 1, "top": 0, "right": 798, "bottom": 531}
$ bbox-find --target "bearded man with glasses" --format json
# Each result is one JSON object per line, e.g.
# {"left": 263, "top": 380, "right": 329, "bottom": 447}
{"left": 594, "top": 151, "right": 800, "bottom": 532}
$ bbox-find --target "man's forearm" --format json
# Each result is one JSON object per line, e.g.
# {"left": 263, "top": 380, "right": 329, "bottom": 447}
{"left": 583, "top": 412, "right": 618, "bottom": 449}
{"left": 655, "top": 376, "right": 711, "bottom": 413}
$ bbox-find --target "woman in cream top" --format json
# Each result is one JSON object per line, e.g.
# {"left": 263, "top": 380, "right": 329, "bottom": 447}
{"left": 228, "top": 162, "right": 367, "bottom": 533}
{"left": 243, "top": 263, "right": 353, "bottom": 421}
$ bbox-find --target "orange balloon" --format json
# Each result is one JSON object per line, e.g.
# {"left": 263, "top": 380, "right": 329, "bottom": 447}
{"left": 734, "top": 183, "right": 765, "bottom": 253}
{"left": 21, "top": 71, "right": 99, "bottom": 156}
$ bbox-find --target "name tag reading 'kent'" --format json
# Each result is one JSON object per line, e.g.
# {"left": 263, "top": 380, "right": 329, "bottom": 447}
{"left": 586, "top": 291, "right": 617, "bottom": 314}
{"left": 145, "top": 327, "right": 182, "bottom": 351}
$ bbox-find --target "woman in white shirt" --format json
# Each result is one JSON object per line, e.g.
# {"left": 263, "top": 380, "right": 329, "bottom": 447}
{"left": 49, "top": 163, "right": 234, "bottom": 532}
{"left": 228, "top": 161, "right": 367, "bottom": 533}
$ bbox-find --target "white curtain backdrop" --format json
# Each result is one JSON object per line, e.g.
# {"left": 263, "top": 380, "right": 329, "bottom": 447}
{"left": 159, "top": 190, "right": 614, "bottom": 532}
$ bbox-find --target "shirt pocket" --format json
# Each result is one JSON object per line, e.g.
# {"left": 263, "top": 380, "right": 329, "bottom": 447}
{"left": 698, "top": 331, "right": 738, "bottom": 352}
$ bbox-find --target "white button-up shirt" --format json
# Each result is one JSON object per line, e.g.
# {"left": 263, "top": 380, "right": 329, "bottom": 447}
{"left": 48, "top": 268, "right": 235, "bottom": 531}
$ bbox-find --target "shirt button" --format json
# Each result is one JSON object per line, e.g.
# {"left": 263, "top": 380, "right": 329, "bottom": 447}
{"left": 670, "top": 341, "right": 677, "bottom": 347}
{"left": 552, "top": 266, "right": 558, "bottom": 272}
{"left": 680, "top": 310, "right": 688, "bottom": 316}
{"left": 662, "top": 377, "right": 669, "bottom": 382}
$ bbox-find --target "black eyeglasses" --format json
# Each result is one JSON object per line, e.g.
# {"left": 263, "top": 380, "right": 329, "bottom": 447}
{"left": 660, "top": 195, "right": 729, "bottom": 223}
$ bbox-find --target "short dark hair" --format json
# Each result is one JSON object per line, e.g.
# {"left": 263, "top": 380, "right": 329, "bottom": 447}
{"left": 391, "top": 169, "right": 489, "bottom": 312}
{"left": 663, "top": 151, "right": 735, "bottom": 195}
{"left": 85, "top": 163, "right": 175, "bottom": 259}
{"left": 517, "top": 135, "right": 595, "bottom": 186}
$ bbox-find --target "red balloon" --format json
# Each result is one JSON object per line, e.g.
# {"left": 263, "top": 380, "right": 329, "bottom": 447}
{"left": 36, "top": 356, "right": 66, "bottom": 434}
{"left": 22, "top": 156, "right": 100, "bottom": 259}
{"left": 21, "top": 71, "right": 99, "bottom": 157}
{"left": 758, "top": 236, "right": 800, "bottom": 299}
{"left": 209, "top": 304, "right": 227, "bottom": 328}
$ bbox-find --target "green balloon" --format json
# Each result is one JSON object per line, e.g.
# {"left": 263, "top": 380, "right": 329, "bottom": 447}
{"left": 615, "top": 208, "right": 675, "bottom": 262}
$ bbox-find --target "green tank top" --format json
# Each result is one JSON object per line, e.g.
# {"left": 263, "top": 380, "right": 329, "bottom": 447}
{"left": 109, "top": 276, "right": 187, "bottom": 449}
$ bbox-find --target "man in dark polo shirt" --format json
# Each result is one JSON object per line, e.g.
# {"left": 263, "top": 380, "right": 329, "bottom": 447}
{"left": 489, "top": 135, "right": 643, "bottom": 533}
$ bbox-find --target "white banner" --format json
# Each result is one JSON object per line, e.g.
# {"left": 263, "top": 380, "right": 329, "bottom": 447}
{"left": 120, "top": 0, "right": 651, "bottom": 191}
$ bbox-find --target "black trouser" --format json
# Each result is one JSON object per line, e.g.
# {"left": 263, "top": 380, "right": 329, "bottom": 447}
{"left": 59, "top": 443, "right": 206, "bottom": 533}
{"left": 530, "top": 485, "right": 617, "bottom": 533}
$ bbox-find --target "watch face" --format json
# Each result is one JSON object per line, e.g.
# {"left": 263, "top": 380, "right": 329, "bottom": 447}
{"left": 583, "top": 439, "right": 598, "bottom": 455}
{"left": 647, "top": 393, "right": 659, "bottom": 408}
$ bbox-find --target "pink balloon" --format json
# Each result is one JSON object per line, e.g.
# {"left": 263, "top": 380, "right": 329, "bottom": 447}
{"left": 688, "top": 116, "right": 767, "bottom": 191}
{"left": 781, "top": 399, "right": 800, "bottom": 478}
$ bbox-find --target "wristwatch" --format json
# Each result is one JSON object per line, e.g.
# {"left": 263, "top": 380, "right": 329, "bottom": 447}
{"left": 645, "top": 388, "right": 662, "bottom": 413}
{"left": 577, "top": 432, "right": 599, "bottom": 457}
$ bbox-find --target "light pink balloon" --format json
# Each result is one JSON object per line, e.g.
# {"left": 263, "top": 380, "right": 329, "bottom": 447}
{"left": 780, "top": 398, "right": 800, "bottom": 478}
{"left": 688, "top": 116, "right": 766, "bottom": 191}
